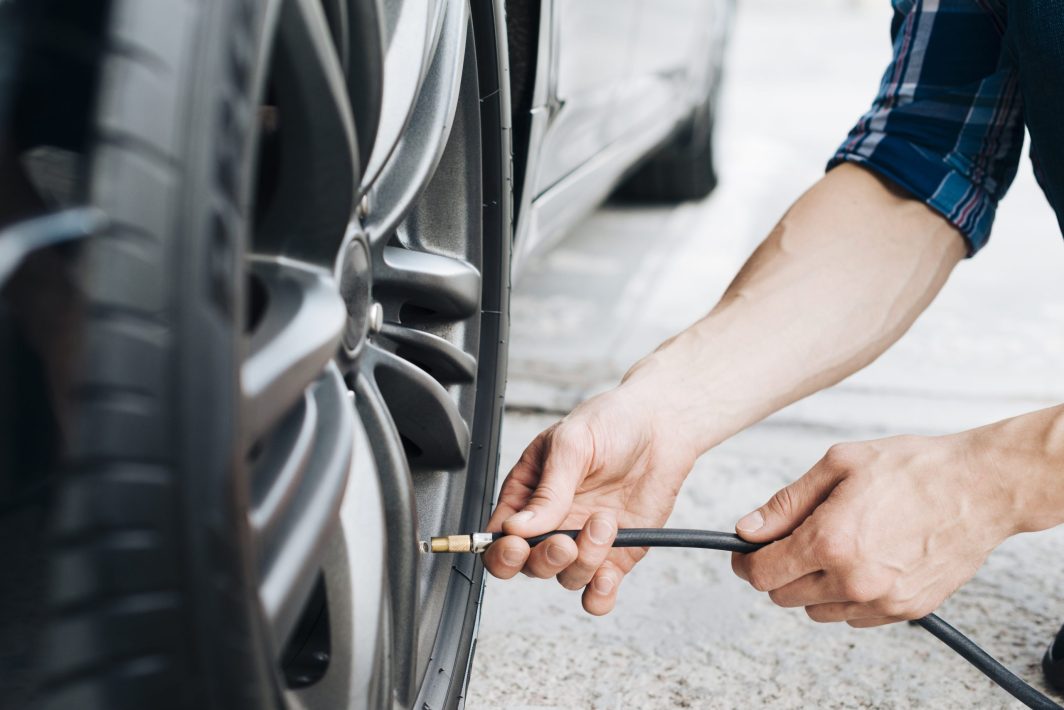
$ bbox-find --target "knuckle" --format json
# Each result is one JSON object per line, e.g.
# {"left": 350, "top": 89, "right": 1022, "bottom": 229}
{"left": 529, "top": 484, "right": 561, "bottom": 506}
{"left": 747, "top": 569, "right": 773, "bottom": 593}
{"left": 805, "top": 606, "right": 831, "bottom": 624}
{"left": 899, "top": 600, "right": 933, "bottom": 621}
{"left": 496, "top": 550, "right": 526, "bottom": 570}
{"left": 766, "top": 485, "right": 797, "bottom": 519}
{"left": 577, "top": 544, "right": 607, "bottom": 569}
{"left": 552, "top": 420, "right": 594, "bottom": 457}
{"left": 823, "top": 442, "right": 862, "bottom": 472}
{"left": 585, "top": 516, "right": 616, "bottom": 547}
{"left": 840, "top": 576, "right": 878, "bottom": 604}
{"left": 527, "top": 565, "right": 553, "bottom": 579}
{"left": 730, "top": 554, "right": 748, "bottom": 580}
{"left": 518, "top": 436, "right": 547, "bottom": 466}
{"left": 873, "top": 598, "right": 904, "bottom": 617}
{"left": 557, "top": 572, "right": 587, "bottom": 591}
{"left": 768, "top": 589, "right": 793, "bottom": 607}
{"left": 814, "top": 532, "right": 856, "bottom": 568}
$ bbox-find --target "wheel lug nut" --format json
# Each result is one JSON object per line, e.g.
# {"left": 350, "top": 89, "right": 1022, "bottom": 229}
{"left": 368, "top": 302, "right": 383, "bottom": 334}
{"left": 357, "top": 193, "right": 370, "bottom": 219}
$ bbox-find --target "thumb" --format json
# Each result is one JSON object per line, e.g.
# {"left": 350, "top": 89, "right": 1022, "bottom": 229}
{"left": 736, "top": 461, "right": 841, "bottom": 542}
{"left": 503, "top": 422, "right": 594, "bottom": 536}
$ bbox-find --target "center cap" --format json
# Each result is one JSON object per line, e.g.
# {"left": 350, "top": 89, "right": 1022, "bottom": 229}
{"left": 338, "top": 231, "right": 372, "bottom": 356}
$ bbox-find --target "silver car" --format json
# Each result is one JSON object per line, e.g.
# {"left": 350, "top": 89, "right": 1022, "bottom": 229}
{"left": 0, "top": 1, "right": 730, "bottom": 708}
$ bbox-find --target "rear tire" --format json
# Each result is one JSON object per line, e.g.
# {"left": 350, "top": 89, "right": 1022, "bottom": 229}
{"left": 614, "top": 96, "right": 718, "bottom": 203}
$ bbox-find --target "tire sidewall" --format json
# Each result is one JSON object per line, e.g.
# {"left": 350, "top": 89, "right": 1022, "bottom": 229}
{"left": 166, "top": 0, "right": 278, "bottom": 707}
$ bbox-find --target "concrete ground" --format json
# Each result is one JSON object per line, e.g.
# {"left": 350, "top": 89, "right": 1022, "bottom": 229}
{"left": 466, "top": 1, "right": 1064, "bottom": 708}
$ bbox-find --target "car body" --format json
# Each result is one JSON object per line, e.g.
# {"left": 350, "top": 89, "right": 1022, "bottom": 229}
{"left": 512, "top": 0, "right": 731, "bottom": 268}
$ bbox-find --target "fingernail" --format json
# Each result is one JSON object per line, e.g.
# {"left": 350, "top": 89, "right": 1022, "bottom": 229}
{"left": 508, "top": 510, "right": 534, "bottom": 526}
{"left": 589, "top": 518, "right": 614, "bottom": 545}
{"left": 736, "top": 510, "right": 764, "bottom": 533}
{"left": 546, "top": 543, "right": 569, "bottom": 566}
{"left": 592, "top": 575, "right": 615, "bottom": 595}
{"left": 502, "top": 548, "right": 524, "bottom": 566}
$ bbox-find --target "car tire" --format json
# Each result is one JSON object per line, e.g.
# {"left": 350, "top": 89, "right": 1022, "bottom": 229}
{"left": 614, "top": 94, "right": 719, "bottom": 203}
{"left": 32, "top": 2, "right": 510, "bottom": 709}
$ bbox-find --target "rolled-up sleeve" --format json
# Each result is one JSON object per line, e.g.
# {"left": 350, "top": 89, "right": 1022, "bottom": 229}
{"left": 828, "top": 0, "right": 1024, "bottom": 255}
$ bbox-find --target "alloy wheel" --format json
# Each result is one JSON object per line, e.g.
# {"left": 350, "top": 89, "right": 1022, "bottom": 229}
{"left": 242, "top": 0, "right": 507, "bottom": 707}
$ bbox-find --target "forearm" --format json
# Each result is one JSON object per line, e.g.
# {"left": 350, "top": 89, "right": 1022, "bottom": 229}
{"left": 966, "top": 404, "right": 1064, "bottom": 534}
{"left": 623, "top": 163, "right": 966, "bottom": 454}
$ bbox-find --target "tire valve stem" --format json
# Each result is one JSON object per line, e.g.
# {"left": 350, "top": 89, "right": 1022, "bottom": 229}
{"left": 421, "top": 533, "right": 494, "bottom": 554}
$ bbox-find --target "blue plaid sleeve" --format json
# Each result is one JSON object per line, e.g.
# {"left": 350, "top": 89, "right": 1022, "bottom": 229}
{"left": 828, "top": 0, "right": 1025, "bottom": 255}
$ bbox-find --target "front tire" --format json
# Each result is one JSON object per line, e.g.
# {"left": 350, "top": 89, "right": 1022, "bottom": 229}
{"left": 32, "top": 1, "right": 510, "bottom": 709}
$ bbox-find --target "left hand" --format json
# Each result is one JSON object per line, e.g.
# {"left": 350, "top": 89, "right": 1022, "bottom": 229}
{"left": 730, "top": 433, "right": 1020, "bottom": 627}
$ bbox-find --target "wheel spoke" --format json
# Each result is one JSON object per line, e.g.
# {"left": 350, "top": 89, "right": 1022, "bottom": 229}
{"left": 353, "top": 372, "right": 420, "bottom": 708}
{"left": 249, "top": 390, "right": 318, "bottom": 537}
{"left": 255, "top": 0, "right": 359, "bottom": 265}
{"left": 242, "top": 260, "right": 346, "bottom": 443}
{"left": 379, "top": 322, "right": 476, "bottom": 385}
{"left": 363, "top": 0, "right": 467, "bottom": 242}
{"left": 362, "top": 343, "right": 470, "bottom": 471}
{"left": 359, "top": 0, "right": 435, "bottom": 188}
{"left": 318, "top": 0, "right": 349, "bottom": 72}
{"left": 342, "top": 0, "right": 385, "bottom": 169}
{"left": 256, "top": 364, "right": 353, "bottom": 653}
{"left": 374, "top": 245, "right": 481, "bottom": 319}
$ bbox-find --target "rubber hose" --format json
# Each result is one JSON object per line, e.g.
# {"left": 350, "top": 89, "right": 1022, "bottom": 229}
{"left": 497, "top": 528, "right": 1062, "bottom": 710}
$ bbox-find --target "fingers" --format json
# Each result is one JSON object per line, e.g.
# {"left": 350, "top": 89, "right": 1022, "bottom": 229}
{"left": 524, "top": 533, "right": 578, "bottom": 579}
{"left": 804, "top": 602, "right": 862, "bottom": 623}
{"left": 502, "top": 422, "right": 594, "bottom": 537}
{"left": 487, "top": 433, "right": 551, "bottom": 533}
{"left": 767, "top": 571, "right": 846, "bottom": 608}
{"left": 731, "top": 535, "right": 820, "bottom": 593}
{"left": 482, "top": 535, "right": 530, "bottom": 580}
{"left": 557, "top": 512, "right": 618, "bottom": 591}
{"left": 734, "top": 450, "right": 845, "bottom": 543}
{"left": 487, "top": 511, "right": 623, "bottom": 617}
{"left": 581, "top": 559, "right": 624, "bottom": 616}
{"left": 847, "top": 616, "right": 902, "bottom": 628}
{"left": 805, "top": 602, "right": 903, "bottom": 627}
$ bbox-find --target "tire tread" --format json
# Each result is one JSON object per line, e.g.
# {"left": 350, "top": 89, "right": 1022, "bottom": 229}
{"left": 37, "top": 1, "right": 197, "bottom": 707}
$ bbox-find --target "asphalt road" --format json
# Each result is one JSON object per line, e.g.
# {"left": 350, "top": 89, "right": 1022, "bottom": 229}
{"left": 466, "top": 1, "right": 1064, "bottom": 708}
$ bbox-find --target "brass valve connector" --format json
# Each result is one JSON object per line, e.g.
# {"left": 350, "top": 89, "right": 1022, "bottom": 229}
{"left": 420, "top": 533, "right": 495, "bottom": 554}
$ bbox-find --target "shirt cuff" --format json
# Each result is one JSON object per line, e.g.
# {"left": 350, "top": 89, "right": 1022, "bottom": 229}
{"left": 828, "top": 139, "right": 998, "bottom": 256}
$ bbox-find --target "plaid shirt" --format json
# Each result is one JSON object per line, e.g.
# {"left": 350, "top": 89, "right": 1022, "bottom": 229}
{"left": 829, "top": 0, "right": 1025, "bottom": 255}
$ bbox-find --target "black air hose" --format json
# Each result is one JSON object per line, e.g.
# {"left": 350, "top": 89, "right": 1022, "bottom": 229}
{"left": 427, "top": 528, "right": 1063, "bottom": 710}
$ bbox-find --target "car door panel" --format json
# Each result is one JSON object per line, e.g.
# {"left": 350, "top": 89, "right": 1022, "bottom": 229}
{"left": 531, "top": 0, "right": 638, "bottom": 196}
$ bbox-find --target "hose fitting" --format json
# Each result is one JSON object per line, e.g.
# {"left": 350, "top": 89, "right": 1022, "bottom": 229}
{"left": 422, "top": 533, "right": 494, "bottom": 553}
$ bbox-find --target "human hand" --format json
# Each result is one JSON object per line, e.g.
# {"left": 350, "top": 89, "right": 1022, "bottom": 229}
{"left": 483, "top": 384, "right": 698, "bottom": 615}
{"left": 731, "top": 433, "right": 1021, "bottom": 627}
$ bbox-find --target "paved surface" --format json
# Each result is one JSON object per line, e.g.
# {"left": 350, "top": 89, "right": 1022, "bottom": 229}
{"left": 466, "top": 1, "right": 1064, "bottom": 708}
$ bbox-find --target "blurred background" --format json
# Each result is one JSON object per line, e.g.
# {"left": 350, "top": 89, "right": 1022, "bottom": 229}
{"left": 468, "top": 1, "right": 1064, "bottom": 707}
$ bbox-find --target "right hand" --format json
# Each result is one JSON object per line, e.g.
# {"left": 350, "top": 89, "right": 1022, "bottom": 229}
{"left": 483, "top": 384, "right": 698, "bottom": 615}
